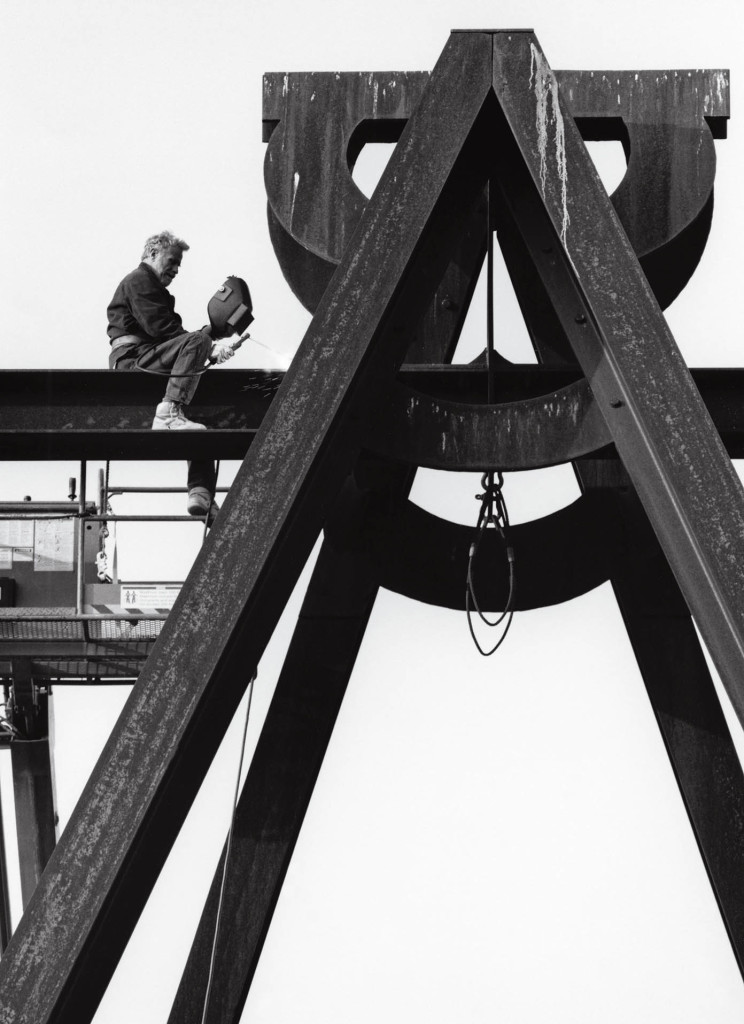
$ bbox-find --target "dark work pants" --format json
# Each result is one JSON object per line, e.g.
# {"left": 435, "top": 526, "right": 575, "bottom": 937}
{"left": 109, "top": 332, "right": 217, "bottom": 495}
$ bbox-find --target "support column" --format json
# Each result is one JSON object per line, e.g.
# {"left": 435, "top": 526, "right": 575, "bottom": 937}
{"left": 0, "top": 782, "right": 13, "bottom": 953}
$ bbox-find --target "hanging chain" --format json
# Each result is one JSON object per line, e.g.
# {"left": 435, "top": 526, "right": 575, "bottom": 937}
{"left": 465, "top": 471, "right": 516, "bottom": 656}
{"left": 465, "top": 186, "right": 516, "bottom": 655}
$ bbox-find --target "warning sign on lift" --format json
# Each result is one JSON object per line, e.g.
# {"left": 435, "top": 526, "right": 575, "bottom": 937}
{"left": 121, "top": 585, "right": 181, "bottom": 610}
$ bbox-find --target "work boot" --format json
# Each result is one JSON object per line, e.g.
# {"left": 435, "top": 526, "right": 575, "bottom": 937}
{"left": 187, "top": 486, "right": 220, "bottom": 525}
{"left": 152, "top": 401, "right": 207, "bottom": 430}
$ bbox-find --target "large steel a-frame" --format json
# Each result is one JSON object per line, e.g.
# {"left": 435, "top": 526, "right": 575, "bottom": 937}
{"left": 1, "top": 29, "right": 743, "bottom": 1024}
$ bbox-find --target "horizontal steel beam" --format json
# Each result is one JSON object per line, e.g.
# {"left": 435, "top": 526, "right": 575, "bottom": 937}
{"left": 0, "top": 369, "right": 279, "bottom": 461}
{"left": 1, "top": 367, "right": 744, "bottom": 462}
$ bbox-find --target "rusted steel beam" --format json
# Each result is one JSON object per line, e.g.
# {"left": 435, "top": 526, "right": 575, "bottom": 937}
{"left": 372, "top": 369, "right": 744, "bottom": 469}
{"left": 489, "top": 32, "right": 744, "bottom": 730}
{"left": 0, "top": 32, "right": 496, "bottom": 1024}
{"left": 560, "top": 69, "right": 726, "bottom": 309}
{"left": 579, "top": 461, "right": 744, "bottom": 976}
{"left": 2, "top": 367, "right": 744, "bottom": 465}
{"left": 514, "top": 49, "right": 744, "bottom": 978}
{"left": 0, "top": 369, "right": 281, "bottom": 425}
{"left": 373, "top": 375, "right": 609, "bottom": 469}
{"left": 0, "top": 369, "right": 280, "bottom": 461}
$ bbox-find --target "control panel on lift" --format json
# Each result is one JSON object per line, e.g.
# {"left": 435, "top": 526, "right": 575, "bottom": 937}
{"left": 0, "top": 501, "right": 99, "bottom": 608}
{"left": 0, "top": 500, "right": 182, "bottom": 615}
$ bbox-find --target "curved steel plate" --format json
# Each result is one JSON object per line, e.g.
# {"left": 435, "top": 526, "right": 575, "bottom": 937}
{"left": 325, "top": 484, "right": 618, "bottom": 611}
{"left": 370, "top": 378, "right": 612, "bottom": 470}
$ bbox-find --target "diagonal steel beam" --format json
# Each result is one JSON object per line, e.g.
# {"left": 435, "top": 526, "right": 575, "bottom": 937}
{"left": 501, "top": 62, "right": 744, "bottom": 971}
{"left": 490, "top": 32, "right": 744, "bottom": 730}
{"left": 0, "top": 31, "right": 496, "bottom": 1024}
{"left": 167, "top": 184, "right": 489, "bottom": 1024}
{"left": 167, "top": 479, "right": 403, "bottom": 1024}
{"left": 489, "top": 38, "right": 744, "bottom": 980}
{"left": 500, "top": 50, "right": 744, "bottom": 967}
{"left": 579, "top": 461, "right": 744, "bottom": 976}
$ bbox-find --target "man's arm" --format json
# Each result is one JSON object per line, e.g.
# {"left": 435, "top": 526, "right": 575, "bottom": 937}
{"left": 124, "top": 271, "right": 186, "bottom": 341}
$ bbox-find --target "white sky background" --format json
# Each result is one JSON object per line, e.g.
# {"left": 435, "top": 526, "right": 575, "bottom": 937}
{"left": 2, "top": 0, "right": 744, "bottom": 1021}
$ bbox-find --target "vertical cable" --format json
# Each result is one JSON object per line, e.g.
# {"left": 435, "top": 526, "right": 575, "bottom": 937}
{"left": 486, "top": 181, "right": 495, "bottom": 516}
{"left": 103, "top": 461, "right": 110, "bottom": 514}
{"left": 486, "top": 179, "right": 495, "bottom": 406}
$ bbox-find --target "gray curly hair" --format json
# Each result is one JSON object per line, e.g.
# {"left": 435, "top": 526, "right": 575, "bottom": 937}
{"left": 141, "top": 231, "right": 190, "bottom": 261}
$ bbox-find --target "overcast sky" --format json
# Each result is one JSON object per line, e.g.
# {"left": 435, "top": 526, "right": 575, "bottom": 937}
{"left": 2, "top": 1, "right": 744, "bottom": 1021}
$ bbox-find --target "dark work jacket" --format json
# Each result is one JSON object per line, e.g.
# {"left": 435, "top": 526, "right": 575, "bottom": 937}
{"left": 107, "top": 262, "right": 185, "bottom": 344}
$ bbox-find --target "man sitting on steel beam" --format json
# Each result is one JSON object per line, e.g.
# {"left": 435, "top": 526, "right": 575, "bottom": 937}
{"left": 106, "top": 230, "right": 247, "bottom": 523}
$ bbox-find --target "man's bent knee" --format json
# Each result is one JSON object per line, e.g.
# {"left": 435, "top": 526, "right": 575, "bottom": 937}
{"left": 177, "top": 329, "right": 212, "bottom": 360}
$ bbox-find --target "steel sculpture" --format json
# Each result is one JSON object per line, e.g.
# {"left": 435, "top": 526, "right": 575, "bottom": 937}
{"left": 0, "top": 28, "right": 742, "bottom": 1024}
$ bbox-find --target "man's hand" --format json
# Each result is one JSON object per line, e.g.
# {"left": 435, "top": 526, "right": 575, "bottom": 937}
{"left": 210, "top": 328, "right": 252, "bottom": 364}
{"left": 210, "top": 340, "right": 236, "bottom": 364}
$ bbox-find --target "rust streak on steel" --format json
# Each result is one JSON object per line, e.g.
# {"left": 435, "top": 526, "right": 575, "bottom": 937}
{"left": 264, "top": 67, "right": 727, "bottom": 313}
{"left": 0, "top": 30, "right": 496, "bottom": 1024}
{"left": 373, "top": 376, "right": 609, "bottom": 469}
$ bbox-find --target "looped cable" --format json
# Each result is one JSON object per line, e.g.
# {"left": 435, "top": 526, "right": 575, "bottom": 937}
{"left": 466, "top": 471, "right": 516, "bottom": 656}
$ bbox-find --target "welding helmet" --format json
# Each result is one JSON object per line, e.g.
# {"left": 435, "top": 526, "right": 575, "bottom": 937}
{"left": 207, "top": 276, "right": 254, "bottom": 339}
